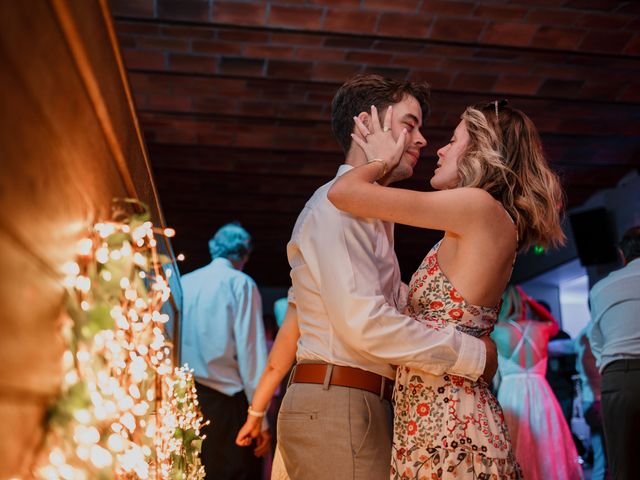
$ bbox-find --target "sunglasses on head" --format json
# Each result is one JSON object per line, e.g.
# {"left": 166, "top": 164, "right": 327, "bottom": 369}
{"left": 476, "top": 99, "right": 509, "bottom": 120}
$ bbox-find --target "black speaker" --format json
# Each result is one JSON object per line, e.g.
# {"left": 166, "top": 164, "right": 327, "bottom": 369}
{"left": 569, "top": 207, "right": 618, "bottom": 265}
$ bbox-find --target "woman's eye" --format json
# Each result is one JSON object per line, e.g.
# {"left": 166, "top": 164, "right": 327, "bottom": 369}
{"left": 405, "top": 123, "right": 415, "bottom": 131}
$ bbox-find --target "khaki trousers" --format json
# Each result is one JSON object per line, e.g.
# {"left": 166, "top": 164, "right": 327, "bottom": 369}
{"left": 277, "top": 381, "right": 393, "bottom": 480}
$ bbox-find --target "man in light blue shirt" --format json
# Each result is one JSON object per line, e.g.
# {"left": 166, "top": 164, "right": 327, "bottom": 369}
{"left": 588, "top": 225, "right": 640, "bottom": 480}
{"left": 181, "top": 223, "right": 270, "bottom": 479}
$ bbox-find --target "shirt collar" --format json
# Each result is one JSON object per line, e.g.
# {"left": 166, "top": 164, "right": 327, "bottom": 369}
{"left": 212, "top": 257, "right": 234, "bottom": 268}
{"left": 627, "top": 257, "right": 640, "bottom": 268}
{"left": 336, "top": 164, "right": 353, "bottom": 177}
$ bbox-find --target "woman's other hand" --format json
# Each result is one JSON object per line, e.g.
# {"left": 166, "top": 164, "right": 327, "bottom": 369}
{"left": 235, "top": 414, "right": 261, "bottom": 448}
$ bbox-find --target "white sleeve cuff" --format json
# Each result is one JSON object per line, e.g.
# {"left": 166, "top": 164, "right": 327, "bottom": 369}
{"left": 449, "top": 331, "right": 485, "bottom": 381}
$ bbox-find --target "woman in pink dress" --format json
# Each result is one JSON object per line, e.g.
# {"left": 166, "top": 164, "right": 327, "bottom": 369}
{"left": 493, "top": 286, "right": 583, "bottom": 480}
{"left": 328, "top": 99, "right": 565, "bottom": 478}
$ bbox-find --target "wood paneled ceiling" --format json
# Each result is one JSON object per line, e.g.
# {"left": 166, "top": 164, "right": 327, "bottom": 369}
{"left": 110, "top": 0, "right": 640, "bottom": 286}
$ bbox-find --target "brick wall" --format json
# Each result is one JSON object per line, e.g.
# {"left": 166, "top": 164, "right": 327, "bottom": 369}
{"left": 109, "top": 0, "right": 640, "bottom": 284}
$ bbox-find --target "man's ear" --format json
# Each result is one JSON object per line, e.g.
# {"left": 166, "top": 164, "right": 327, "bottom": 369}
{"left": 617, "top": 247, "right": 627, "bottom": 266}
{"left": 357, "top": 111, "right": 370, "bottom": 130}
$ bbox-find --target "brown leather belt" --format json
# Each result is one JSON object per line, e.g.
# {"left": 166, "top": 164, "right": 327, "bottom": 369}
{"left": 291, "top": 363, "right": 394, "bottom": 402}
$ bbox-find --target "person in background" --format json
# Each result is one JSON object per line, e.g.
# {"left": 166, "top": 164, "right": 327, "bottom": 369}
{"left": 546, "top": 303, "right": 578, "bottom": 426}
{"left": 588, "top": 225, "right": 640, "bottom": 480}
{"left": 274, "top": 295, "right": 289, "bottom": 328}
{"left": 181, "top": 222, "right": 270, "bottom": 479}
{"left": 574, "top": 327, "right": 607, "bottom": 480}
{"left": 492, "top": 286, "right": 582, "bottom": 480}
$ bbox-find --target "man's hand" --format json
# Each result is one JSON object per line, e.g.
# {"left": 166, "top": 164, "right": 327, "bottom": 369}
{"left": 479, "top": 335, "right": 498, "bottom": 384}
{"left": 254, "top": 429, "right": 271, "bottom": 457}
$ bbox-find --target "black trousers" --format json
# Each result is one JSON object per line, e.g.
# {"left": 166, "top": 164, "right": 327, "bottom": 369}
{"left": 601, "top": 359, "right": 640, "bottom": 480}
{"left": 195, "top": 382, "right": 262, "bottom": 480}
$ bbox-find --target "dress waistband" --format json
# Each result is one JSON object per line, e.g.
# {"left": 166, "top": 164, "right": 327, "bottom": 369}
{"left": 501, "top": 372, "right": 546, "bottom": 379}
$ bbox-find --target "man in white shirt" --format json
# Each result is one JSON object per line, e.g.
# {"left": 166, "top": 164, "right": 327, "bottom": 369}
{"left": 181, "top": 223, "right": 270, "bottom": 479}
{"left": 588, "top": 225, "right": 640, "bottom": 480}
{"left": 278, "top": 75, "right": 497, "bottom": 480}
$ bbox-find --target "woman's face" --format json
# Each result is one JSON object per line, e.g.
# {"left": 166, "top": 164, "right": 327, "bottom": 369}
{"left": 431, "top": 119, "right": 469, "bottom": 190}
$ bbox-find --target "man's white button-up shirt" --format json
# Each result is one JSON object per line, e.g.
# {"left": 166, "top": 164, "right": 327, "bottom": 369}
{"left": 287, "top": 165, "right": 485, "bottom": 381}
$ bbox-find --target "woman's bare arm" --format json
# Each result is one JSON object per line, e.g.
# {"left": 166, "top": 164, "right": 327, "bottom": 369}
{"left": 236, "top": 304, "right": 299, "bottom": 447}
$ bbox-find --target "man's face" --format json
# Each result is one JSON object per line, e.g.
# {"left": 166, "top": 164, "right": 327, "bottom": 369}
{"left": 381, "top": 94, "right": 427, "bottom": 185}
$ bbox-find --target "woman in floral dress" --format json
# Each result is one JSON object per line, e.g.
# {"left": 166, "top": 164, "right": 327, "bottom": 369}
{"left": 328, "top": 100, "right": 565, "bottom": 479}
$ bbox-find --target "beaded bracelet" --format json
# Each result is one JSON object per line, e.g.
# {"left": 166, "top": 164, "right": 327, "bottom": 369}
{"left": 247, "top": 405, "right": 266, "bottom": 418}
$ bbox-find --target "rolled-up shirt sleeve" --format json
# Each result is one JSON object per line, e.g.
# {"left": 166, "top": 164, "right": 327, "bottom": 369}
{"left": 296, "top": 201, "right": 485, "bottom": 381}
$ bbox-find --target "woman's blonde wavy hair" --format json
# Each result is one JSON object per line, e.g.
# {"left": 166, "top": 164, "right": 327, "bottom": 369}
{"left": 457, "top": 102, "right": 566, "bottom": 251}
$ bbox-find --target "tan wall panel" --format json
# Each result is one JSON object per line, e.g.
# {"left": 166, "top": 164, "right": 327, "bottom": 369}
{"left": 0, "top": 1, "right": 180, "bottom": 476}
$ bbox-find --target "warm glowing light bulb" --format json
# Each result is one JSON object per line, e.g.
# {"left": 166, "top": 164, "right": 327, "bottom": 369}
{"left": 90, "top": 445, "right": 112, "bottom": 468}
{"left": 133, "top": 252, "right": 146, "bottom": 267}
{"left": 121, "top": 412, "right": 136, "bottom": 433}
{"left": 76, "top": 350, "right": 90, "bottom": 362}
{"left": 77, "top": 238, "right": 93, "bottom": 255}
{"left": 120, "top": 241, "right": 132, "bottom": 257}
{"left": 63, "top": 350, "right": 74, "bottom": 368}
{"left": 107, "top": 433, "right": 125, "bottom": 452}
{"left": 115, "top": 316, "right": 129, "bottom": 330}
{"left": 73, "top": 409, "right": 91, "bottom": 424}
{"left": 96, "top": 223, "right": 116, "bottom": 238}
{"left": 129, "top": 384, "right": 141, "bottom": 399}
{"left": 132, "top": 402, "right": 148, "bottom": 416}
{"left": 65, "top": 371, "right": 79, "bottom": 385}
{"left": 49, "top": 448, "right": 65, "bottom": 466}
{"left": 96, "top": 247, "right": 109, "bottom": 264}
{"left": 177, "top": 253, "right": 185, "bottom": 261}
{"left": 76, "top": 445, "right": 90, "bottom": 461}
{"left": 61, "top": 261, "right": 80, "bottom": 276}
{"left": 74, "top": 425, "right": 100, "bottom": 445}
{"left": 76, "top": 276, "right": 91, "bottom": 293}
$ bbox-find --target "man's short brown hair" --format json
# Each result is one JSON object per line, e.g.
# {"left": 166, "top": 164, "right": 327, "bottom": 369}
{"left": 330, "top": 74, "right": 430, "bottom": 154}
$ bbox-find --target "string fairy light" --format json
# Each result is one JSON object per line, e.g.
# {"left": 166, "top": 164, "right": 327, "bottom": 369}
{"left": 35, "top": 200, "right": 205, "bottom": 480}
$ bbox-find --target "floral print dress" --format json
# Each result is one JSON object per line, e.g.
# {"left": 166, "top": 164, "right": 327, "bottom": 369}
{"left": 392, "top": 240, "right": 522, "bottom": 480}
